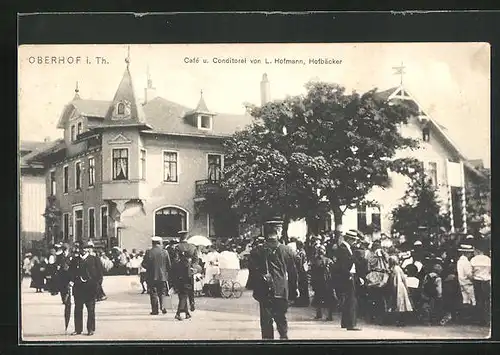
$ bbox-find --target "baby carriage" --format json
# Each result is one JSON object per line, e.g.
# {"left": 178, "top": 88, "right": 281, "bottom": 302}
{"left": 214, "top": 268, "right": 243, "bottom": 299}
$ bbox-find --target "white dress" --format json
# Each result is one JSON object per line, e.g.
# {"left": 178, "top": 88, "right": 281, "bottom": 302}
{"left": 204, "top": 251, "right": 221, "bottom": 284}
{"left": 457, "top": 255, "right": 476, "bottom": 305}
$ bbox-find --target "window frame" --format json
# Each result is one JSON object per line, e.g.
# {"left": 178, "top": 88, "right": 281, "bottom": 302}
{"left": 207, "top": 153, "right": 224, "bottom": 183}
{"left": 63, "top": 165, "right": 69, "bottom": 194}
{"left": 427, "top": 161, "right": 438, "bottom": 188}
{"left": 88, "top": 156, "right": 95, "bottom": 188}
{"left": 72, "top": 204, "right": 84, "bottom": 242}
{"left": 111, "top": 147, "right": 130, "bottom": 181}
{"left": 357, "top": 205, "right": 367, "bottom": 233}
{"left": 75, "top": 160, "right": 82, "bottom": 190}
{"left": 100, "top": 205, "right": 108, "bottom": 239}
{"left": 88, "top": 207, "right": 96, "bottom": 239}
{"left": 77, "top": 121, "right": 83, "bottom": 136}
{"left": 197, "top": 114, "right": 213, "bottom": 130}
{"left": 71, "top": 125, "right": 76, "bottom": 142}
{"left": 162, "top": 150, "right": 179, "bottom": 184}
{"left": 139, "top": 148, "right": 147, "bottom": 180}
{"left": 49, "top": 169, "right": 56, "bottom": 196}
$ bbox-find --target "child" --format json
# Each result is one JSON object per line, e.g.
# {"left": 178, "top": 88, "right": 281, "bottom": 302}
{"left": 421, "top": 263, "right": 443, "bottom": 325}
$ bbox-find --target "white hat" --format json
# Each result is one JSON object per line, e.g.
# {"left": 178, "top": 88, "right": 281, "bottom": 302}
{"left": 151, "top": 236, "right": 163, "bottom": 242}
{"left": 458, "top": 244, "right": 474, "bottom": 252}
{"left": 466, "top": 235, "right": 474, "bottom": 240}
{"left": 413, "top": 240, "right": 423, "bottom": 246}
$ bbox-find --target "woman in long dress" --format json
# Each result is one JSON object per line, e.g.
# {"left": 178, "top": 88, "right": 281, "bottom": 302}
{"left": 386, "top": 255, "right": 413, "bottom": 326}
{"left": 30, "top": 254, "right": 45, "bottom": 293}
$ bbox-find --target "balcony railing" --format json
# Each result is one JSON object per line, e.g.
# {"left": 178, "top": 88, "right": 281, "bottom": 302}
{"left": 194, "top": 179, "right": 224, "bottom": 201}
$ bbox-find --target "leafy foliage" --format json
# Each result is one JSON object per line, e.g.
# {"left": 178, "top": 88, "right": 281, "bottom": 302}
{"left": 222, "top": 81, "right": 421, "bottom": 230}
{"left": 465, "top": 167, "right": 491, "bottom": 234}
{"left": 390, "top": 172, "right": 450, "bottom": 242}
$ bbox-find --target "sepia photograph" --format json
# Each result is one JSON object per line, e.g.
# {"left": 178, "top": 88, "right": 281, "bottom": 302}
{"left": 18, "top": 43, "right": 491, "bottom": 342}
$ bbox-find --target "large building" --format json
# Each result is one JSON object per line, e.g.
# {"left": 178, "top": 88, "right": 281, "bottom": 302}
{"left": 25, "top": 57, "right": 488, "bottom": 248}
{"left": 329, "top": 85, "right": 488, "bottom": 237}
{"left": 26, "top": 57, "right": 256, "bottom": 251}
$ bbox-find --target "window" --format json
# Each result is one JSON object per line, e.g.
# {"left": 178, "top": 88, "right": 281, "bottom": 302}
{"left": 422, "top": 126, "right": 430, "bottom": 142}
{"left": 427, "top": 161, "right": 438, "bottom": 187}
{"left": 63, "top": 165, "right": 69, "bottom": 193}
{"left": 163, "top": 151, "right": 178, "bottom": 182}
{"left": 117, "top": 103, "right": 125, "bottom": 115}
{"left": 88, "top": 208, "right": 95, "bottom": 239}
{"left": 50, "top": 170, "right": 56, "bottom": 195}
{"left": 100, "top": 206, "right": 108, "bottom": 239}
{"left": 112, "top": 148, "right": 129, "bottom": 180}
{"left": 63, "top": 213, "right": 69, "bottom": 240}
{"left": 371, "top": 208, "right": 381, "bottom": 233}
{"left": 75, "top": 161, "right": 82, "bottom": 190}
{"left": 155, "top": 207, "right": 187, "bottom": 239}
{"left": 140, "top": 149, "right": 147, "bottom": 180}
{"left": 357, "top": 205, "right": 367, "bottom": 233}
{"left": 73, "top": 207, "right": 83, "bottom": 241}
{"left": 199, "top": 115, "right": 212, "bottom": 130}
{"left": 207, "top": 154, "right": 223, "bottom": 183}
{"left": 77, "top": 122, "right": 83, "bottom": 136}
{"left": 88, "top": 157, "right": 95, "bottom": 187}
{"left": 71, "top": 125, "right": 76, "bottom": 142}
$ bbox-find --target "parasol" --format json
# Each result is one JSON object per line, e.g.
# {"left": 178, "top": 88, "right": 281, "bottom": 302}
{"left": 187, "top": 235, "right": 212, "bottom": 247}
{"left": 64, "top": 286, "right": 72, "bottom": 333}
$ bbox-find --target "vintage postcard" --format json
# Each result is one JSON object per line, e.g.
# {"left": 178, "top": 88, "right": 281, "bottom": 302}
{"left": 19, "top": 43, "right": 491, "bottom": 342}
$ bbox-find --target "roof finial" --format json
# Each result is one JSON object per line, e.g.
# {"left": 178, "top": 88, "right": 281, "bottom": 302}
{"left": 146, "top": 64, "right": 152, "bottom": 89}
{"left": 125, "top": 45, "right": 131, "bottom": 68}
{"left": 75, "top": 81, "right": 79, "bottom": 93}
{"left": 200, "top": 89, "right": 203, "bottom": 97}
{"left": 392, "top": 61, "right": 406, "bottom": 86}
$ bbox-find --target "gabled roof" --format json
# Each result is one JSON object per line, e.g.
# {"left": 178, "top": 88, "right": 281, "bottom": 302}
{"left": 381, "top": 85, "right": 486, "bottom": 180}
{"left": 142, "top": 97, "right": 252, "bottom": 137}
{"left": 56, "top": 100, "right": 110, "bottom": 129}
{"left": 21, "top": 139, "right": 65, "bottom": 166}
{"left": 103, "top": 65, "right": 148, "bottom": 126}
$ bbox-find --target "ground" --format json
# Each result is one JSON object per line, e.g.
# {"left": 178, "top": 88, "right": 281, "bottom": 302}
{"left": 21, "top": 275, "right": 490, "bottom": 342}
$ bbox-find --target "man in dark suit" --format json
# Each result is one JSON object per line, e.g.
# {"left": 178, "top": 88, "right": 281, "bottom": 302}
{"left": 69, "top": 241, "right": 104, "bottom": 336}
{"left": 175, "top": 231, "right": 198, "bottom": 312}
{"left": 335, "top": 231, "right": 362, "bottom": 331}
{"left": 142, "top": 236, "right": 172, "bottom": 315}
{"left": 250, "top": 217, "right": 298, "bottom": 340}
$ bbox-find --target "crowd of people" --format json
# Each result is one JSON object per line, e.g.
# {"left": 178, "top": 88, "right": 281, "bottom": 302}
{"left": 22, "top": 225, "right": 490, "bottom": 338}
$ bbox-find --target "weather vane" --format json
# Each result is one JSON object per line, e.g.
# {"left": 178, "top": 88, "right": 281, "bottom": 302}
{"left": 392, "top": 61, "right": 406, "bottom": 86}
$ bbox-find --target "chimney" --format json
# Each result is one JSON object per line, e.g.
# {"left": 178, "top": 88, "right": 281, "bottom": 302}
{"left": 143, "top": 66, "right": 157, "bottom": 104}
{"left": 260, "top": 73, "right": 271, "bottom": 106}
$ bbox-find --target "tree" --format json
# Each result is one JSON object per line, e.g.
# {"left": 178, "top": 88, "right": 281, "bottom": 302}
{"left": 465, "top": 167, "right": 491, "bottom": 235}
{"left": 222, "top": 81, "right": 421, "bottom": 235}
{"left": 43, "top": 195, "right": 62, "bottom": 246}
{"left": 390, "top": 171, "right": 451, "bottom": 242}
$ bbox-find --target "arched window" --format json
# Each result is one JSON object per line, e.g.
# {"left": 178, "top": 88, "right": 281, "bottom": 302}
{"left": 154, "top": 207, "right": 187, "bottom": 239}
{"left": 117, "top": 102, "right": 125, "bottom": 115}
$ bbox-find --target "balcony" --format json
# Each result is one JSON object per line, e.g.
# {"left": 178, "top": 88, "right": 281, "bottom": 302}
{"left": 194, "top": 179, "right": 225, "bottom": 202}
{"left": 102, "top": 179, "right": 150, "bottom": 201}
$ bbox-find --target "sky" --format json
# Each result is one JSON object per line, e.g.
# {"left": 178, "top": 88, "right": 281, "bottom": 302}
{"left": 18, "top": 43, "right": 490, "bottom": 167}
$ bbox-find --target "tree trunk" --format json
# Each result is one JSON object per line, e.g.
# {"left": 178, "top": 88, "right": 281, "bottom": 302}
{"left": 331, "top": 204, "right": 343, "bottom": 232}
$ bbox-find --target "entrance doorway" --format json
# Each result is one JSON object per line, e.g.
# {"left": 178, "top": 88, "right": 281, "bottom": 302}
{"left": 154, "top": 207, "right": 188, "bottom": 239}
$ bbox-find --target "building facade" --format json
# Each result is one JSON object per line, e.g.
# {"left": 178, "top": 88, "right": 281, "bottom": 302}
{"left": 27, "top": 58, "right": 253, "bottom": 251}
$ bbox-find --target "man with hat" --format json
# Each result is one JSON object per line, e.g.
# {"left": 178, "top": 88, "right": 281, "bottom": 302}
{"left": 249, "top": 217, "right": 298, "bottom": 340}
{"left": 141, "top": 236, "right": 172, "bottom": 315}
{"left": 175, "top": 230, "right": 198, "bottom": 312}
{"left": 335, "top": 230, "right": 362, "bottom": 331}
{"left": 69, "top": 241, "right": 104, "bottom": 336}
{"left": 470, "top": 241, "right": 491, "bottom": 326}
{"left": 456, "top": 243, "right": 476, "bottom": 322}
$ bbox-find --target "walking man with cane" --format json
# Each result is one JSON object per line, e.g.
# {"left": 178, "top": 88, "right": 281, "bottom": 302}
{"left": 142, "top": 236, "right": 172, "bottom": 315}
{"left": 249, "top": 216, "right": 298, "bottom": 340}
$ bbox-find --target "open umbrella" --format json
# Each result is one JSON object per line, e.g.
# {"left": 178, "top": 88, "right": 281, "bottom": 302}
{"left": 187, "top": 235, "right": 212, "bottom": 247}
{"left": 64, "top": 286, "right": 72, "bottom": 333}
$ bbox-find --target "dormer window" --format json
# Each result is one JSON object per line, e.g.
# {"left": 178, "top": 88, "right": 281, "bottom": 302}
{"left": 112, "top": 100, "right": 131, "bottom": 120}
{"left": 77, "top": 122, "right": 83, "bottom": 136}
{"left": 198, "top": 115, "right": 212, "bottom": 130}
{"left": 117, "top": 102, "right": 125, "bottom": 115}
{"left": 71, "top": 125, "right": 76, "bottom": 142}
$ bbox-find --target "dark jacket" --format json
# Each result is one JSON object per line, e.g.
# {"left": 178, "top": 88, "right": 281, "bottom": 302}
{"left": 71, "top": 254, "right": 104, "bottom": 301}
{"left": 176, "top": 241, "right": 198, "bottom": 262}
{"left": 141, "top": 245, "right": 171, "bottom": 282}
{"left": 334, "top": 242, "right": 357, "bottom": 290}
{"left": 250, "top": 239, "right": 298, "bottom": 302}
